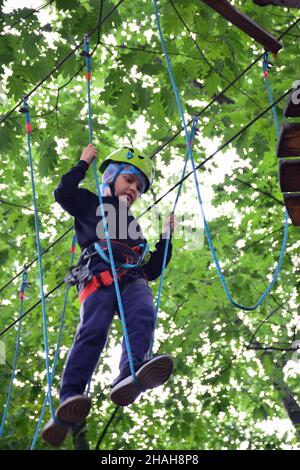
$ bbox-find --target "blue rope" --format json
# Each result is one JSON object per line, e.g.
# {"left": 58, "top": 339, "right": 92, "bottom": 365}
{"left": 30, "top": 235, "right": 77, "bottom": 450}
{"left": 153, "top": 1, "right": 288, "bottom": 312}
{"left": 21, "top": 98, "right": 56, "bottom": 417}
{"left": 0, "top": 269, "right": 29, "bottom": 436}
{"left": 85, "top": 375, "right": 93, "bottom": 397}
{"left": 149, "top": 117, "right": 199, "bottom": 356}
{"left": 263, "top": 52, "right": 280, "bottom": 137}
{"left": 83, "top": 35, "right": 139, "bottom": 385}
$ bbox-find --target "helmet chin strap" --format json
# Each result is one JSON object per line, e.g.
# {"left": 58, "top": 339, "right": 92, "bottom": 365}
{"left": 109, "top": 163, "right": 125, "bottom": 198}
{"left": 108, "top": 182, "right": 115, "bottom": 197}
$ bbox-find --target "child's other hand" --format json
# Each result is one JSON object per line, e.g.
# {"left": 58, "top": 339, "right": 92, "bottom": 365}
{"left": 80, "top": 144, "right": 97, "bottom": 164}
{"left": 162, "top": 213, "right": 177, "bottom": 235}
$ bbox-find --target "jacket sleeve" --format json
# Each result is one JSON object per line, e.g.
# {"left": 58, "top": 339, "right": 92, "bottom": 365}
{"left": 54, "top": 160, "right": 94, "bottom": 217}
{"left": 142, "top": 234, "right": 173, "bottom": 281}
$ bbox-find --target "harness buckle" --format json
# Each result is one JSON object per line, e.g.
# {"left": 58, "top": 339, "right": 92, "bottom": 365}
{"left": 64, "top": 253, "right": 93, "bottom": 286}
{"left": 99, "top": 270, "right": 114, "bottom": 287}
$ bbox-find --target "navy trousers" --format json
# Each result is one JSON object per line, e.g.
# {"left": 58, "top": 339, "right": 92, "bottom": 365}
{"left": 59, "top": 271, "right": 156, "bottom": 403}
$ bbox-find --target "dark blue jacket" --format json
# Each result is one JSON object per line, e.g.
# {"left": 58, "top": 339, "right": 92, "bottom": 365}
{"left": 54, "top": 160, "right": 172, "bottom": 281}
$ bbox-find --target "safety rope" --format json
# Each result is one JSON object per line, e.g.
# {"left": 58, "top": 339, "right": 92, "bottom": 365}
{"left": 19, "top": 98, "right": 56, "bottom": 418}
{"left": 82, "top": 35, "right": 140, "bottom": 387}
{"left": 149, "top": 116, "right": 199, "bottom": 356}
{"left": 0, "top": 269, "right": 29, "bottom": 436}
{"left": 263, "top": 52, "right": 281, "bottom": 137}
{"left": 153, "top": 0, "right": 288, "bottom": 312}
{"left": 30, "top": 235, "right": 77, "bottom": 449}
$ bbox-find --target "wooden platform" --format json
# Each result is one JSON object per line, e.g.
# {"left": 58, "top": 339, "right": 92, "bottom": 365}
{"left": 276, "top": 79, "right": 300, "bottom": 226}
{"left": 279, "top": 159, "right": 300, "bottom": 192}
{"left": 254, "top": 0, "right": 300, "bottom": 7}
{"left": 276, "top": 123, "right": 300, "bottom": 158}
{"left": 201, "top": 0, "right": 282, "bottom": 53}
{"left": 283, "top": 193, "right": 300, "bottom": 226}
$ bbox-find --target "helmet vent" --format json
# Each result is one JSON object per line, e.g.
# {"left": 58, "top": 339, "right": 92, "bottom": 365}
{"left": 126, "top": 150, "right": 134, "bottom": 160}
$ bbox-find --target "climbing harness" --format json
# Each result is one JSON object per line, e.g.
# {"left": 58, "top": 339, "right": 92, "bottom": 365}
{"left": 153, "top": 0, "right": 288, "bottom": 312}
{"left": 65, "top": 239, "right": 149, "bottom": 302}
{"left": 77, "top": 239, "right": 151, "bottom": 305}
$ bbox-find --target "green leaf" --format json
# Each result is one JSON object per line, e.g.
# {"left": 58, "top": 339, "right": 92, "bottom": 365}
{"left": 38, "top": 138, "right": 58, "bottom": 177}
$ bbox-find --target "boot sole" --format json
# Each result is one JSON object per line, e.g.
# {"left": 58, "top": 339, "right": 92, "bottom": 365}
{"left": 56, "top": 395, "right": 92, "bottom": 424}
{"left": 41, "top": 419, "right": 70, "bottom": 448}
{"left": 110, "top": 355, "right": 174, "bottom": 407}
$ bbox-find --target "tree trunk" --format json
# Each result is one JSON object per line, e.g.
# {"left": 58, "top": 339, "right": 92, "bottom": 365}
{"left": 235, "top": 313, "right": 300, "bottom": 439}
{"left": 250, "top": 339, "right": 300, "bottom": 439}
{"left": 254, "top": 0, "right": 300, "bottom": 7}
{"left": 280, "top": 386, "right": 300, "bottom": 435}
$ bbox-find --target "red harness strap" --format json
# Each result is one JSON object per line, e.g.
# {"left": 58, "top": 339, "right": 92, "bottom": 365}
{"left": 79, "top": 269, "right": 128, "bottom": 305}
{"left": 79, "top": 270, "right": 114, "bottom": 305}
{"left": 79, "top": 275, "right": 101, "bottom": 305}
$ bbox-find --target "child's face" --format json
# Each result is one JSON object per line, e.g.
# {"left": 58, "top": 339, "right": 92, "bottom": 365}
{"left": 114, "top": 173, "right": 142, "bottom": 207}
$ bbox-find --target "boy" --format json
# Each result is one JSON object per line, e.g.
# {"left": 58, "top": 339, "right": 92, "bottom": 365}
{"left": 41, "top": 144, "right": 176, "bottom": 447}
